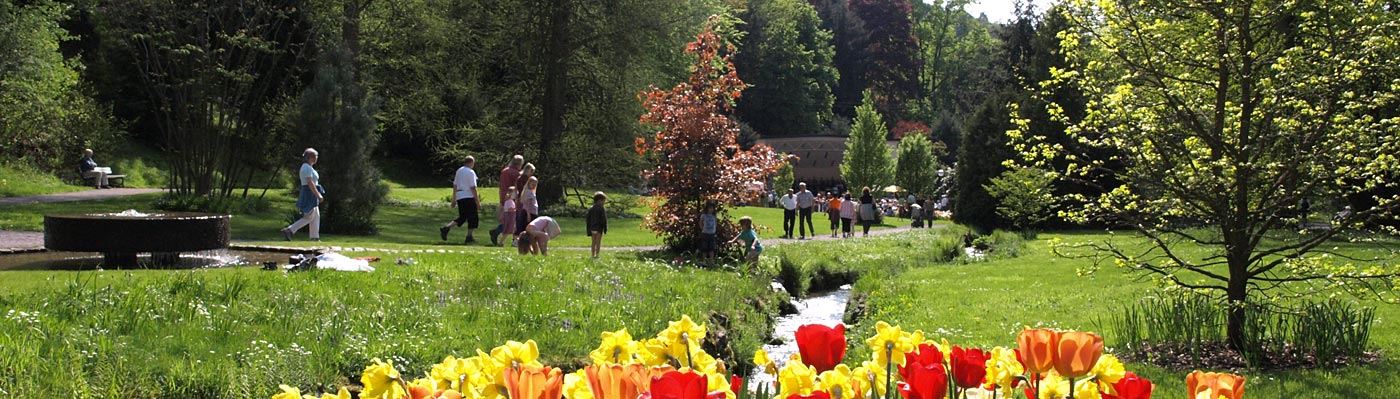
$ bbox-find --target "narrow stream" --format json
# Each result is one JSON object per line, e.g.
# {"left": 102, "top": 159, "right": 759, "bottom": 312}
{"left": 749, "top": 284, "right": 852, "bottom": 390}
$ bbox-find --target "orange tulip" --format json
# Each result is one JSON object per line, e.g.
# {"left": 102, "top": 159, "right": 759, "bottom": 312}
{"left": 1186, "top": 371, "right": 1245, "bottom": 399}
{"left": 506, "top": 365, "right": 564, "bottom": 399}
{"left": 1016, "top": 328, "right": 1058, "bottom": 374}
{"left": 1052, "top": 331, "right": 1103, "bottom": 378}
{"left": 410, "top": 385, "right": 465, "bottom": 399}
{"left": 587, "top": 364, "right": 650, "bottom": 399}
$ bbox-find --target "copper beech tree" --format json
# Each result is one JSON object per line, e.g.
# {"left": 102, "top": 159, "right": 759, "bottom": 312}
{"left": 636, "top": 17, "right": 786, "bottom": 253}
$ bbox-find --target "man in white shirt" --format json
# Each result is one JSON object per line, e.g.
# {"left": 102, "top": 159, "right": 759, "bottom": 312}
{"left": 780, "top": 189, "right": 797, "bottom": 239}
{"left": 795, "top": 182, "right": 816, "bottom": 239}
{"left": 440, "top": 156, "right": 481, "bottom": 244}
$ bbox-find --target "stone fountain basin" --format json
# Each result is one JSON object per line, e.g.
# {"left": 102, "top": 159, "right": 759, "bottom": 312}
{"left": 44, "top": 212, "right": 231, "bottom": 254}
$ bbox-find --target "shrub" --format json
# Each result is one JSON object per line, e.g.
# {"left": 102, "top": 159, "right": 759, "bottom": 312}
{"left": 154, "top": 194, "right": 270, "bottom": 214}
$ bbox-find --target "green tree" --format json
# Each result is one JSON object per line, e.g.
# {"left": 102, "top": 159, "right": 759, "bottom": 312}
{"left": 0, "top": 0, "right": 115, "bottom": 173}
{"left": 290, "top": 45, "right": 387, "bottom": 234}
{"left": 849, "top": 0, "right": 923, "bottom": 120}
{"left": 1017, "top": 0, "right": 1400, "bottom": 352}
{"left": 773, "top": 154, "right": 796, "bottom": 193}
{"left": 101, "top": 0, "right": 312, "bottom": 197}
{"left": 840, "top": 90, "right": 893, "bottom": 193}
{"left": 983, "top": 166, "right": 1053, "bottom": 231}
{"left": 733, "top": 0, "right": 839, "bottom": 137}
{"left": 894, "top": 133, "right": 937, "bottom": 198}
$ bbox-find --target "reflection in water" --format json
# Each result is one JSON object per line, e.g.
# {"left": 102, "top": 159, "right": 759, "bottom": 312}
{"left": 749, "top": 284, "right": 852, "bottom": 391}
{"left": 0, "top": 249, "right": 290, "bottom": 271}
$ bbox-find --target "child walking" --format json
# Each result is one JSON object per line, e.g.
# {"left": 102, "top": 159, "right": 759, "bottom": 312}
{"left": 727, "top": 216, "right": 762, "bottom": 265}
{"left": 699, "top": 201, "right": 718, "bottom": 260}
{"left": 586, "top": 191, "right": 608, "bottom": 258}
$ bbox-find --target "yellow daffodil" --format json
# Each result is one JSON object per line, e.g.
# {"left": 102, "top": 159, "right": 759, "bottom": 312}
{"left": 856, "top": 360, "right": 889, "bottom": 398}
{"left": 778, "top": 357, "right": 819, "bottom": 397}
{"left": 1037, "top": 371, "right": 1069, "bottom": 399}
{"left": 689, "top": 350, "right": 720, "bottom": 374}
{"left": 638, "top": 338, "right": 673, "bottom": 367}
{"left": 753, "top": 349, "right": 778, "bottom": 374}
{"left": 590, "top": 329, "right": 639, "bottom": 365}
{"left": 361, "top": 358, "right": 407, "bottom": 399}
{"left": 818, "top": 364, "right": 854, "bottom": 399}
{"left": 469, "top": 350, "right": 509, "bottom": 399}
{"left": 1091, "top": 354, "right": 1125, "bottom": 388}
{"left": 315, "top": 387, "right": 351, "bottom": 399}
{"left": 705, "top": 371, "right": 737, "bottom": 399}
{"left": 983, "top": 347, "right": 1024, "bottom": 392}
{"left": 431, "top": 356, "right": 481, "bottom": 392}
{"left": 660, "top": 315, "right": 707, "bottom": 346}
{"left": 865, "top": 322, "right": 917, "bottom": 367}
{"left": 272, "top": 384, "right": 301, "bottom": 399}
{"left": 849, "top": 363, "right": 877, "bottom": 399}
{"left": 490, "top": 340, "right": 543, "bottom": 370}
{"left": 564, "top": 369, "right": 595, "bottom": 399}
{"left": 1073, "top": 377, "right": 1100, "bottom": 399}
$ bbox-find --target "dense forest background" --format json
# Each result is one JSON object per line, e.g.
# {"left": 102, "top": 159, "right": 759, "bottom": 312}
{"left": 2, "top": 0, "right": 1083, "bottom": 230}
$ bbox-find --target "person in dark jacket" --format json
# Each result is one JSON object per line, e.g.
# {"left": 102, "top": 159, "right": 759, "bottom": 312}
{"left": 586, "top": 191, "right": 608, "bottom": 258}
{"left": 79, "top": 149, "right": 110, "bottom": 189}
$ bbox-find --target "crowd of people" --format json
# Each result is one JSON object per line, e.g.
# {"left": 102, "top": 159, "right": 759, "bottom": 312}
{"left": 280, "top": 150, "right": 605, "bottom": 258}
{"left": 275, "top": 149, "right": 942, "bottom": 260}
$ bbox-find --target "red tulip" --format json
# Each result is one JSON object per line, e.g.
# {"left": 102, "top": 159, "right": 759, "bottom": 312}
{"left": 898, "top": 343, "right": 944, "bottom": 381}
{"left": 730, "top": 375, "right": 743, "bottom": 396}
{"left": 795, "top": 324, "right": 847, "bottom": 373}
{"left": 1105, "top": 372, "right": 1153, "bottom": 399}
{"left": 896, "top": 358, "right": 947, "bottom": 399}
{"left": 949, "top": 346, "right": 989, "bottom": 389}
{"left": 788, "top": 391, "right": 832, "bottom": 399}
{"left": 649, "top": 371, "right": 710, "bottom": 399}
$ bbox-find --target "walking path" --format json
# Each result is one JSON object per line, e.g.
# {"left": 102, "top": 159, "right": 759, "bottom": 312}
{"left": 0, "top": 188, "right": 164, "bottom": 206}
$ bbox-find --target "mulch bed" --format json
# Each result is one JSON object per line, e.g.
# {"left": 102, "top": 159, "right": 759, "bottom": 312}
{"left": 1116, "top": 341, "right": 1382, "bottom": 371}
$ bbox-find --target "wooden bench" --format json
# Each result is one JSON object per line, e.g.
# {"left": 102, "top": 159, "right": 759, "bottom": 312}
{"left": 78, "top": 168, "right": 126, "bottom": 188}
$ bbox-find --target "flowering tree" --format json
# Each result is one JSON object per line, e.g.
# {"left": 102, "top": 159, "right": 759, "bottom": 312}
{"left": 636, "top": 16, "right": 786, "bottom": 252}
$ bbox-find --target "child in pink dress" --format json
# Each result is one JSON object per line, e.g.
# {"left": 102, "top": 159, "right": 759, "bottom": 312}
{"left": 501, "top": 187, "right": 518, "bottom": 247}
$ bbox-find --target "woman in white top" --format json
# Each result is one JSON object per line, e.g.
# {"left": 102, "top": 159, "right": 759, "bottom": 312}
{"left": 518, "top": 216, "right": 561, "bottom": 256}
{"left": 281, "top": 148, "right": 323, "bottom": 241}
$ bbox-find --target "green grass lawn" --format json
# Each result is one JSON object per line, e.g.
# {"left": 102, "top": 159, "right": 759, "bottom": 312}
{"left": 0, "top": 162, "right": 87, "bottom": 198}
{"left": 1, "top": 189, "right": 913, "bottom": 249}
{"left": 0, "top": 251, "right": 780, "bottom": 398}
{"left": 846, "top": 231, "right": 1400, "bottom": 399}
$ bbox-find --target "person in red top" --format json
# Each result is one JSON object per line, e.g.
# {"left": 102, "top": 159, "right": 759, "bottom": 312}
{"left": 490, "top": 155, "right": 524, "bottom": 246}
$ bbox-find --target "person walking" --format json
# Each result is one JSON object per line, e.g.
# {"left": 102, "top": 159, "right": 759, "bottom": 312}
{"left": 439, "top": 156, "right": 481, "bottom": 244}
{"left": 859, "top": 186, "right": 876, "bottom": 236}
{"left": 490, "top": 155, "right": 524, "bottom": 246}
{"left": 586, "top": 191, "right": 608, "bottom": 258}
{"left": 827, "top": 192, "right": 842, "bottom": 238}
{"left": 281, "top": 148, "right": 324, "bottom": 241}
{"left": 839, "top": 192, "right": 855, "bottom": 238}
{"left": 795, "top": 182, "right": 816, "bottom": 239}
{"left": 779, "top": 189, "right": 797, "bottom": 239}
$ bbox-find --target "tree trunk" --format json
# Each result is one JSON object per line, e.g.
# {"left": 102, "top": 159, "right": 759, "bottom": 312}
{"left": 1225, "top": 262, "right": 1249, "bottom": 352}
{"left": 536, "top": 0, "right": 569, "bottom": 206}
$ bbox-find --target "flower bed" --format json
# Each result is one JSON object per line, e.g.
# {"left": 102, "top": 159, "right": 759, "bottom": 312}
{"left": 272, "top": 316, "right": 1245, "bottom": 399}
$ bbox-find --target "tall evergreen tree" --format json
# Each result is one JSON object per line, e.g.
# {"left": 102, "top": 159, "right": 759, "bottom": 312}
{"left": 733, "top": 0, "right": 838, "bottom": 137}
{"left": 809, "top": 0, "right": 868, "bottom": 119}
{"left": 840, "top": 90, "right": 893, "bottom": 193}
{"left": 953, "top": 94, "right": 1014, "bottom": 232}
{"left": 292, "top": 45, "right": 387, "bottom": 234}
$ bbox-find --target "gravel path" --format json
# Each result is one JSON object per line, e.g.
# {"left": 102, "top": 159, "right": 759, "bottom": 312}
{"left": 0, "top": 188, "right": 165, "bottom": 206}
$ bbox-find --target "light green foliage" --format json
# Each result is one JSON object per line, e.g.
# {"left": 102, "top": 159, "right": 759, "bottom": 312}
{"left": 894, "top": 133, "right": 938, "bottom": 199}
{"left": 983, "top": 167, "right": 1054, "bottom": 231}
{"left": 909, "top": 0, "right": 1004, "bottom": 120}
{"left": 840, "top": 90, "right": 893, "bottom": 192}
{"left": 1013, "top": 1, "right": 1400, "bottom": 347}
{"left": 773, "top": 154, "right": 795, "bottom": 192}
{"left": 0, "top": 0, "right": 117, "bottom": 173}
{"left": 733, "top": 0, "right": 838, "bottom": 136}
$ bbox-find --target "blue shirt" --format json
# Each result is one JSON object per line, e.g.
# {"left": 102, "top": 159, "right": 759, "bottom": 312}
{"left": 701, "top": 214, "right": 717, "bottom": 234}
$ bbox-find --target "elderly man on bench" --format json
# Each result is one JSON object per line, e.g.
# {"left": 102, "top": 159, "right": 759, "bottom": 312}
{"left": 79, "top": 148, "right": 124, "bottom": 189}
